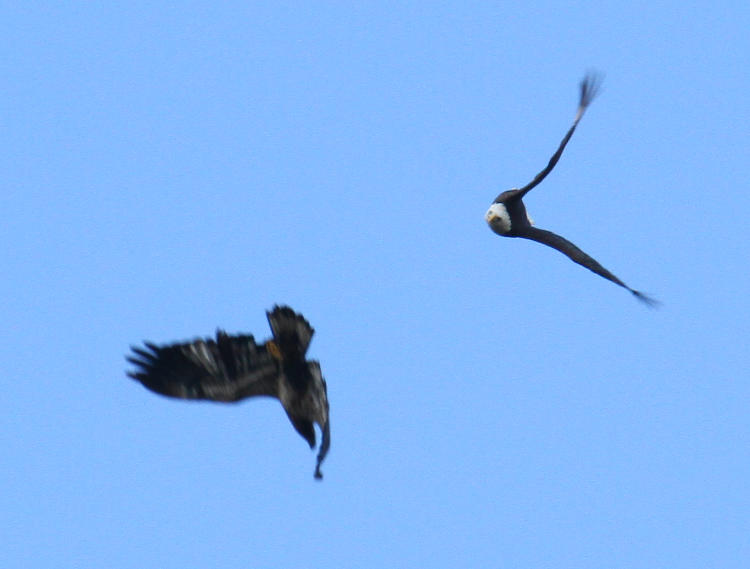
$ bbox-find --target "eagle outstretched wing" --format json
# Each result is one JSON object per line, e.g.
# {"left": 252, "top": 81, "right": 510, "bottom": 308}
{"left": 508, "top": 73, "right": 602, "bottom": 201}
{"left": 127, "top": 332, "right": 280, "bottom": 402}
{"left": 267, "top": 305, "right": 314, "bottom": 358}
{"left": 516, "top": 226, "right": 659, "bottom": 306}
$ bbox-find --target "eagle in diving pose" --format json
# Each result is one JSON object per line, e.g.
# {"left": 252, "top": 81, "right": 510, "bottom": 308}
{"left": 127, "top": 305, "right": 331, "bottom": 479}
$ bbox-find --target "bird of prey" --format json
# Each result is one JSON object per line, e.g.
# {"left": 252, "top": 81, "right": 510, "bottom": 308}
{"left": 127, "top": 305, "right": 331, "bottom": 479}
{"left": 485, "top": 74, "right": 658, "bottom": 306}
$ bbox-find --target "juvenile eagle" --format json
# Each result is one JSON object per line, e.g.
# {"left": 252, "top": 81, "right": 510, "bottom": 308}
{"left": 127, "top": 305, "right": 330, "bottom": 479}
{"left": 485, "top": 73, "right": 658, "bottom": 306}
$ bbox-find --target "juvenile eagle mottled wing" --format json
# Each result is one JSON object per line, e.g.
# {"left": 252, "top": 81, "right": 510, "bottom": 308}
{"left": 127, "top": 332, "right": 280, "bottom": 402}
{"left": 516, "top": 226, "right": 658, "bottom": 306}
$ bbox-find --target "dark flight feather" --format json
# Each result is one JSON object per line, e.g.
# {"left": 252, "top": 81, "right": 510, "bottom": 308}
{"left": 515, "top": 227, "right": 659, "bottom": 307}
{"left": 497, "top": 73, "right": 603, "bottom": 202}
{"left": 127, "top": 333, "right": 279, "bottom": 401}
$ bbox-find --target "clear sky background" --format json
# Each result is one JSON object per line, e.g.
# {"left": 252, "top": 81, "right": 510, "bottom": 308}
{"left": 3, "top": 2, "right": 749, "bottom": 568}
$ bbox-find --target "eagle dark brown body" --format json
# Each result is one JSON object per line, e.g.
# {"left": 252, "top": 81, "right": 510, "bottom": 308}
{"left": 127, "top": 305, "right": 330, "bottom": 479}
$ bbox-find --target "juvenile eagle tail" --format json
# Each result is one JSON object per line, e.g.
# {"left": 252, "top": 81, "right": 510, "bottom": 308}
{"left": 267, "top": 305, "right": 314, "bottom": 357}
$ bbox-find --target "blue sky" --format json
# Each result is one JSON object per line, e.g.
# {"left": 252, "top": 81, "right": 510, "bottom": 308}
{"left": 2, "top": 2, "right": 749, "bottom": 568}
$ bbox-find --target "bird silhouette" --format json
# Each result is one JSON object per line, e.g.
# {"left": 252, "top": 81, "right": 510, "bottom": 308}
{"left": 127, "top": 305, "right": 331, "bottom": 479}
{"left": 485, "top": 73, "right": 658, "bottom": 306}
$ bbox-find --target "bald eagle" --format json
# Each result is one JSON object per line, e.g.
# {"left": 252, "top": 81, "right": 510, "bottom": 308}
{"left": 485, "top": 73, "right": 658, "bottom": 306}
{"left": 127, "top": 305, "right": 330, "bottom": 479}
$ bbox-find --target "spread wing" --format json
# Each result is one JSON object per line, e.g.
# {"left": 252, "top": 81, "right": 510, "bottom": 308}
{"left": 267, "top": 305, "right": 314, "bottom": 358}
{"left": 510, "top": 73, "right": 602, "bottom": 201}
{"left": 516, "top": 226, "right": 659, "bottom": 306}
{"left": 127, "top": 331, "right": 281, "bottom": 402}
